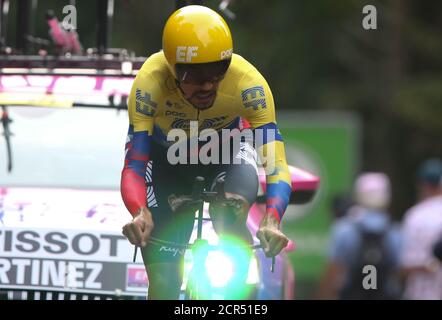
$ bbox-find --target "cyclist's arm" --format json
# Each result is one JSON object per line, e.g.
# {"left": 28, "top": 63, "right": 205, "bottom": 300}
{"left": 121, "top": 72, "right": 158, "bottom": 217}
{"left": 239, "top": 69, "right": 291, "bottom": 223}
{"left": 256, "top": 133, "right": 291, "bottom": 223}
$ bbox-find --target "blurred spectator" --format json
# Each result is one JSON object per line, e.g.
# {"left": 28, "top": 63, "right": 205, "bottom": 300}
{"left": 317, "top": 173, "right": 401, "bottom": 299}
{"left": 400, "top": 158, "right": 442, "bottom": 300}
{"left": 316, "top": 193, "right": 352, "bottom": 298}
{"left": 331, "top": 194, "right": 354, "bottom": 220}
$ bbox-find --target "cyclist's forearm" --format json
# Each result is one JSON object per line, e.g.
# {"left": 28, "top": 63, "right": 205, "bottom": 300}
{"left": 254, "top": 123, "right": 292, "bottom": 222}
{"left": 121, "top": 126, "right": 152, "bottom": 217}
{"left": 259, "top": 211, "right": 280, "bottom": 228}
{"left": 135, "top": 207, "right": 153, "bottom": 219}
{"left": 265, "top": 180, "right": 291, "bottom": 223}
{"left": 121, "top": 168, "right": 148, "bottom": 216}
{"left": 261, "top": 143, "right": 291, "bottom": 222}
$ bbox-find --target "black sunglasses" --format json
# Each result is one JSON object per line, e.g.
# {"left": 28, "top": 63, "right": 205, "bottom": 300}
{"left": 175, "top": 59, "right": 231, "bottom": 84}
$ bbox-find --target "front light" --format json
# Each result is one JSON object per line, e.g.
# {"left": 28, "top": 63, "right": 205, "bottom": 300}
{"left": 205, "top": 250, "right": 235, "bottom": 288}
{"left": 246, "top": 255, "right": 260, "bottom": 285}
{"left": 182, "top": 236, "right": 260, "bottom": 299}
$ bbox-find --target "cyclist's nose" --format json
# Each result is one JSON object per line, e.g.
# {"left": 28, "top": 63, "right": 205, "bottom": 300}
{"left": 200, "top": 80, "right": 215, "bottom": 91}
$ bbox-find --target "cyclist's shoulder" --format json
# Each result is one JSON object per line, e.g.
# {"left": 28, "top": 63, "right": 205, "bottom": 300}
{"left": 139, "top": 51, "right": 168, "bottom": 72}
{"left": 133, "top": 51, "right": 172, "bottom": 97}
{"left": 136, "top": 51, "right": 169, "bottom": 83}
{"left": 228, "top": 54, "right": 258, "bottom": 77}
{"left": 227, "top": 54, "right": 269, "bottom": 89}
{"left": 224, "top": 54, "right": 274, "bottom": 115}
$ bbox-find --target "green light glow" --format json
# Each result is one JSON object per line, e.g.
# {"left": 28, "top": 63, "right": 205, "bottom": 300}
{"left": 184, "top": 236, "right": 257, "bottom": 299}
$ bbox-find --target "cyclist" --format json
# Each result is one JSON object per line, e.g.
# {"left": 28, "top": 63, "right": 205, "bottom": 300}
{"left": 121, "top": 5, "right": 291, "bottom": 299}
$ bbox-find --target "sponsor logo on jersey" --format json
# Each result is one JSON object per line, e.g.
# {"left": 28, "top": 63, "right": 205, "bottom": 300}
{"left": 171, "top": 116, "right": 228, "bottom": 130}
{"left": 241, "top": 86, "right": 266, "bottom": 110}
{"left": 171, "top": 119, "right": 191, "bottom": 130}
{"left": 200, "top": 116, "right": 228, "bottom": 130}
{"left": 165, "top": 110, "right": 187, "bottom": 118}
{"left": 135, "top": 89, "right": 157, "bottom": 116}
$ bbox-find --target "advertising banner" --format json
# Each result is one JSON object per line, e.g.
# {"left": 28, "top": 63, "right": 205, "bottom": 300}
{"left": 0, "top": 187, "right": 148, "bottom": 297}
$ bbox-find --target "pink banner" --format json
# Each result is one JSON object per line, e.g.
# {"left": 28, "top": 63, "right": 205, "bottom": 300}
{"left": 0, "top": 75, "right": 133, "bottom": 97}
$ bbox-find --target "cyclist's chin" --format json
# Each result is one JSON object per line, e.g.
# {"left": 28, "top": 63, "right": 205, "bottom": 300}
{"left": 191, "top": 94, "right": 216, "bottom": 110}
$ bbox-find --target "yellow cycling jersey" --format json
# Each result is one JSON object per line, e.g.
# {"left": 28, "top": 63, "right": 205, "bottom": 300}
{"left": 129, "top": 52, "right": 275, "bottom": 138}
{"left": 123, "top": 51, "right": 291, "bottom": 221}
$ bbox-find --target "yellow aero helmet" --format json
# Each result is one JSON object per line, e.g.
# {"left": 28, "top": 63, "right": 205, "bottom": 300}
{"left": 162, "top": 5, "right": 233, "bottom": 77}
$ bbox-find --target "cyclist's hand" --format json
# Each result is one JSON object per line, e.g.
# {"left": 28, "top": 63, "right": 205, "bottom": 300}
{"left": 256, "top": 213, "right": 289, "bottom": 257}
{"left": 122, "top": 207, "right": 154, "bottom": 247}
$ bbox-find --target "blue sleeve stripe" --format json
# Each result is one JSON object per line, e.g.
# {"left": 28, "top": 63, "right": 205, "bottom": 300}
{"left": 128, "top": 160, "right": 147, "bottom": 178}
{"left": 254, "top": 122, "right": 283, "bottom": 147}
{"left": 152, "top": 124, "right": 169, "bottom": 145}
{"left": 267, "top": 180, "right": 291, "bottom": 201}
{"left": 266, "top": 181, "right": 292, "bottom": 220}
{"left": 132, "top": 131, "right": 152, "bottom": 155}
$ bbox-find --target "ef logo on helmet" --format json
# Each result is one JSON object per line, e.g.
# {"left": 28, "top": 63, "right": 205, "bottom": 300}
{"left": 176, "top": 46, "right": 199, "bottom": 63}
